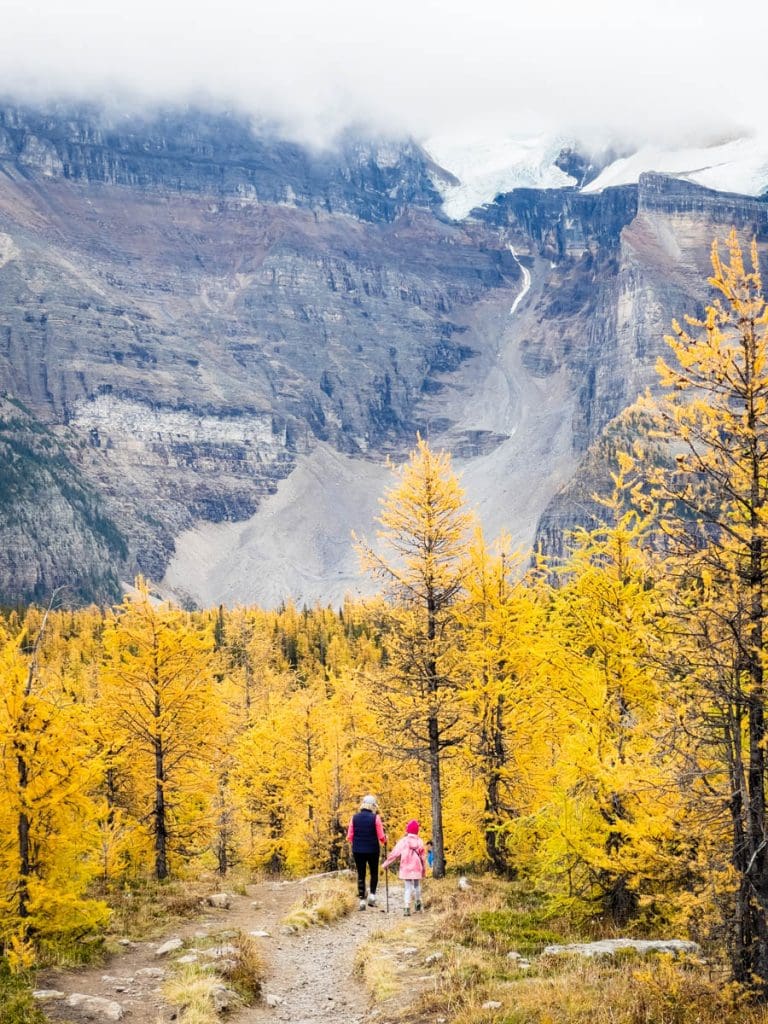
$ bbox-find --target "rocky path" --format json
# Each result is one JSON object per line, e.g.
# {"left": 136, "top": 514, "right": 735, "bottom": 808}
{"left": 37, "top": 876, "right": 406, "bottom": 1024}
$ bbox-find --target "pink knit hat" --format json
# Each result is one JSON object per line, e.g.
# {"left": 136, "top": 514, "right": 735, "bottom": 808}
{"left": 406, "top": 819, "right": 420, "bottom": 834}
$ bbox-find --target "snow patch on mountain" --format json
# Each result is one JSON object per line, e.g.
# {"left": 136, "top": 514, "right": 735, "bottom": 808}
{"left": 583, "top": 136, "right": 768, "bottom": 197}
{"left": 426, "top": 132, "right": 768, "bottom": 220}
{"left": 424, "top": 133, "right": 575, "bottom": 220}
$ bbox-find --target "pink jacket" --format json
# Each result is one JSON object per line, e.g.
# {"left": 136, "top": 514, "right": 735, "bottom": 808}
{"left": 382, "top": 834, "right": 426, "bottom": 880}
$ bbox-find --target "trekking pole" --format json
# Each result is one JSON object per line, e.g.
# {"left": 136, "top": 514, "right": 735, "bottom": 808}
{"left": 384, "top": 841, "right": 389, "bottom": 913}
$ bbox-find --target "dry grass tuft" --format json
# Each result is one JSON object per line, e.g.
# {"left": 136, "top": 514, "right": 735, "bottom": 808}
{"left": 353, "top": 934, "right": 403, "bottom": 1002}
{"left": 163, "top": 964, "right": 222, "bottom": 1024}
{"left": 437, "top": 955, "right": 760, "bottom": 1024}
{"left": 219, "top": 932, "right": 265, "bottom": 1003}
{"left": 109, "top": 880, "right": 205, "bottom": 940}
{"left": 282, "top": 879, "right": 355, "bottom": 930}
{"left": 163, "top": 930, "right": 263, "bottom": 1023}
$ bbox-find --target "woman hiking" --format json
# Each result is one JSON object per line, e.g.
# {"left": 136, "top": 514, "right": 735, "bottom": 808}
{"left": 346, "top": 794, "right": 387, "bottom": 910}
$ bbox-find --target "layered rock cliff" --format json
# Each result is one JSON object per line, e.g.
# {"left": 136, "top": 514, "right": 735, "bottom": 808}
{"left": 0, "top": 103, "right": 520, "bottom": 602}
{"left": 1, "top": 102, "right": 766, "bottom": 605}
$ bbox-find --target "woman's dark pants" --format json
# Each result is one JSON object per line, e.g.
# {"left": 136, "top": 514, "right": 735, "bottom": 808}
{"left": 353, "top": 850, "right": 379, "bottom": 898}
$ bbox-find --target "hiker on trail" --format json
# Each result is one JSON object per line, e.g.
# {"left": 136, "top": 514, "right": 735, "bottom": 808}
{"left": 347, "top": 794, "right": 387, "bottom": 910}
{"left": 382, "top": 819, "right": 426, "bottom": 915}
{"left": 426, "top": 840, "right": 434, "bottom": 874}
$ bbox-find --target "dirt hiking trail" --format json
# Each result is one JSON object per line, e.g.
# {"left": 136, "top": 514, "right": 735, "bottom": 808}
{"left": 38, "top": 875, "right": 428, "bottom": 1024}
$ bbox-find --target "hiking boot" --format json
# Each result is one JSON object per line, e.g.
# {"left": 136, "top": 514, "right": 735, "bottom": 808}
{"left": 368, "top": 893, "right": 377, "bottom": 906}
{"left": 415, "top": 900, "right": 422, "bottom": 912}
{"left": 359, "top": 899, "right": 367, "bottom": 911}
{"left": 404, "top": 907, "right": 411, "bottom": 916}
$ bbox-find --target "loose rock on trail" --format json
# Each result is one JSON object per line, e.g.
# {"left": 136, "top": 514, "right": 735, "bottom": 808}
{"left": 37, "top": 875, "right": 409, "bottom": 1024}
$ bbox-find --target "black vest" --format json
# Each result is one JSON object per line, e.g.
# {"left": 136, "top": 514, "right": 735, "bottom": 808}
{"left": 351, "top": 809, "right": 379, "bottom": 853}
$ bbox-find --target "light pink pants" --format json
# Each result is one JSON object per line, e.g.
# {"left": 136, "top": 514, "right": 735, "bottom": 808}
{"left": 404, "top": 878, "right": 422, "bottom": 908}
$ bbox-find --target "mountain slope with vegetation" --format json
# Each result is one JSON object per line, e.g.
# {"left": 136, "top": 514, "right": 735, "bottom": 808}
{"left": 0, "top": 394, "right": 125, "bottom": 605}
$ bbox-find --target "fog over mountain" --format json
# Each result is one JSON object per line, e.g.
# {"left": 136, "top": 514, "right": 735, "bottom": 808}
{"left": 2, "top": 0, "right": 767, "bottom": 148}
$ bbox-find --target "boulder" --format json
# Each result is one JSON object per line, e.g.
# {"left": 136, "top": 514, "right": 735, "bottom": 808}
{"left": 155, "top": 938, "right": 184, "bottom": 957}
{"left": 100, "top": 976, "right": 134, "bottom": 991}
{"left": 135, "top": 967, "right": 165, "bottom": 979}
{"left": 542, "top": 938, "right": 700, "bottom": 958}
{"left": 205, "top": 893, "right": 233, "bottom": 909}
{"left": 202, "top": 959, "right": 236, "bottom": 972}
{"left": 32, "top": 990, "right": 65, "bottom": 1001}
{"left": 65, "top": 993, "right": 124, "bottom": 1020}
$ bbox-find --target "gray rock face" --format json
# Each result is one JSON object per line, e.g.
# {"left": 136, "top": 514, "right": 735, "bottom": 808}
{"left": 491, "top": 175, "right": 768, "bottom": 559}
{"left": 2, "top": 102, "right": 768, "bottom": 605}
{"left": 0, "top": 105, "right": 445, "bottom": 223}
{"left": 0, "top": 104, "right": 518, "bottom": 601}
{"left": 542, "top": 938, "right": 700, "bottom": 958}
{"left": 0, "top": 394, "right": 126, "bottom": 604}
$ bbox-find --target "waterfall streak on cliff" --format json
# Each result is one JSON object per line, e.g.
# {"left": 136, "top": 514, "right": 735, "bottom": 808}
{"left": 508, "top": 245, "right": 531, "bottom": 315}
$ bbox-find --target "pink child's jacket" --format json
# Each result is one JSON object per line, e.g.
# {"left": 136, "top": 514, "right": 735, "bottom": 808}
{"left": 382, "top": 834, "right": 426, "bottom": 880}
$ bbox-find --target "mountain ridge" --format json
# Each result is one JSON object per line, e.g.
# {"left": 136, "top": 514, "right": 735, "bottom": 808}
{"left": 1, "top": 102, "right": 767, "bottom": 606}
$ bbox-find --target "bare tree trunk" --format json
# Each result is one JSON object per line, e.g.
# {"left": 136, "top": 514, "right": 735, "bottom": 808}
{"left": 215, "top": 775, "right": 230, "bottom": 876}
{"left": 737, "top": 377, "right": 768, "bottom": 987}
{"left": 153, "top": 709, "right": 168, "bottom": 880}
{"left": 428, "top": 714, "right": 446, "bottom": 878}
{"left": 484, "top": 694, "right": 510, "bottom": 874}
{"left": 16, "top": 670, "right": 33, "bottom": 919}
{"left": 17, "top": 768, "right": 30, "bottom": 920}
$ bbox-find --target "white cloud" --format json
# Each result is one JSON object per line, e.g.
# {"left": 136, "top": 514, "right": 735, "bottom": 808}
{"left": 0, "top": 0, "right": 766, "bottom": 146}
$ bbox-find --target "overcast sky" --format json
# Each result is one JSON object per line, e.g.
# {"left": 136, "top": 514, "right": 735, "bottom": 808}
{"left": 1, "top": 0, "right": 766, "bottom": 146}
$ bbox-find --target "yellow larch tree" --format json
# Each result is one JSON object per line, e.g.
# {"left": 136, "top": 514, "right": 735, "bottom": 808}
{"left": 357, "top": 437, "right": 475, "bottom": 878}
{"left": 453, "top": 530, "right": 544, "bottom": 873}
{"left": 0, "top": 610, "right": 108, "bottom": 955}
{"left": 99, "top": 580, "right": 223, "bottom": 880}
{"left": 534, "top": 459, "right": 675, "bottom": 923}
{"left": 643, "top": 231, "right": 768, "bottom": 988}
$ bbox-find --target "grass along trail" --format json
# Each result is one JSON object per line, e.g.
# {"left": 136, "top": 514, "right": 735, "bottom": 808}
{"left": 35, "top": 873, "right": 755, "bottom": 1024}
{"left": 36, "top": 873, "right": 427, "bottom": 1024}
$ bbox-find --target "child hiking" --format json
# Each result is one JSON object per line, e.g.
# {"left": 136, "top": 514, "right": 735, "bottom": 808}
{"left": 346, "top": 794, "right": 387, "bottom": 910}
{"left": 382, "top": 819, "right": 426, "bottom": 915}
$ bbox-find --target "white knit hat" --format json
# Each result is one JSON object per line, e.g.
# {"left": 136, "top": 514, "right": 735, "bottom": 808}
{"left": 361, "top": 794, "right": 378, "bottom": 810}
